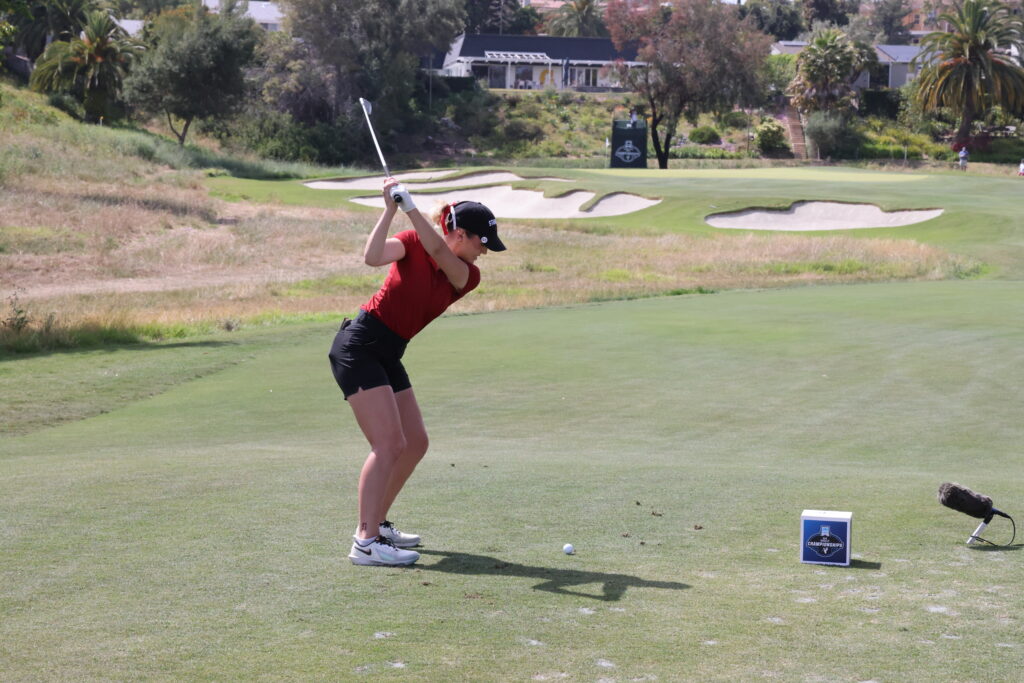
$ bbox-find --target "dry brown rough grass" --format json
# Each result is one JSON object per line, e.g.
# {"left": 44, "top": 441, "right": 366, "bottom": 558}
{"left": 1, "top": 170, "right": 973, "bottom": 331}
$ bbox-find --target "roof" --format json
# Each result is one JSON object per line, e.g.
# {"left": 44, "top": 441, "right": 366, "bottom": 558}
{"left": 771, "top": 41, "right": 808, "bottom": 55}
{"left": 245, "top": 1, "right": 283, "bottom": 24}
{"left": 117, "top": 19, "right": 145, "bottom": 36}
{"left": 875, "top": 44, "right": 922, "bottom": 63}
{"left": 522, "top": 0, "right": 564, "bottom": 10}
{"left": 202, "top": 0, "right": 283, "bottom": 24}
{"left": 456, "top": 34, "right": 639, "bottom": 63}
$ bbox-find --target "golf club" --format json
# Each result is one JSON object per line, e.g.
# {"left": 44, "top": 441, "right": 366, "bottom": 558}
{"left": 358, "top": 97, "right": 403, "bottom": 205}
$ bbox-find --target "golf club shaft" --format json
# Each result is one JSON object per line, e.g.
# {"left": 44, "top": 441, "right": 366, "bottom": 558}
{"left": 358, "top": 97, "right": 393, "bottom": 181}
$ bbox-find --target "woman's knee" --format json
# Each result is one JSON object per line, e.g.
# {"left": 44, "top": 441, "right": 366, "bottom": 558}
{"left": 405, "top": 431, "right": 429, "bottom": 459}
{"left": 372, "top": 432, "right": 408, "bottom": 462}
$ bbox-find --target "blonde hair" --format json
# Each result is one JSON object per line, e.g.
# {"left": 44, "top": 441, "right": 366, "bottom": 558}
{"left": 432, "top": 201, "right": 464, "bottom": 236}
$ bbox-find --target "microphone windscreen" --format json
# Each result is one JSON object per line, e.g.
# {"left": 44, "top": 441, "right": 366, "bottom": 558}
{"left": 938, "top": 482, "right": 993, "bottom": 519}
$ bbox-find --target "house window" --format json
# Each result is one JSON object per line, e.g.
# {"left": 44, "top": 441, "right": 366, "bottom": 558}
{"left": 515, "top": 65, "right": 533, "bottom": 89}
{"left": 472, "top": 64, "right": 508, "bottom": 89}
{"left": 570, "top": 67, "right": 598, "bottom": 88}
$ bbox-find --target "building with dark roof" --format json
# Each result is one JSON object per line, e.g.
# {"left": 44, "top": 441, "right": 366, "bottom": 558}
{"left": 438, "top": 34, "right": 643, "bottom": 91}
{"left": 874, "top": 44, "right": 924, "bottom": 88}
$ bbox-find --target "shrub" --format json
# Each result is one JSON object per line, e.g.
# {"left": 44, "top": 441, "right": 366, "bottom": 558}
{"left": 857, "top": 117, "right": 950, "bottom": 161}
{"left": 688, "top": 126, "right": 721, "bottom": 144}
{"left": 754, "top": 118, "right": 789, "bottom": 155}
{"left": 447, "top": 88, "right": 500, "bottom": 138}
{"left": 720, "top": 111, "right": 750, "bottom": 129}
{"left": 47, "top": 93, "right": 85, "bottom": 120}
{"left": 859, "top": 89, "right": 901, "bottom": 119}
{"left": 805, "top": 112, "right": 861, "bottom": 159}
{"left": 504, "top": 119, "right": 545, "bottom": 142}
{"left": 669, "top": 145, "right": 744, "bottom": 159}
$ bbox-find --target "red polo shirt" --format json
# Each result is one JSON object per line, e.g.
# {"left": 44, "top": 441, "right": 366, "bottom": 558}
{"left": 362, "top": 230, "right": 481, "bottom": 340}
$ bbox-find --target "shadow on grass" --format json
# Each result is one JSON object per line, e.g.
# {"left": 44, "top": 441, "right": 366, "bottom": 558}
{"left": 418, "top": 549, "right": 690, "bottom": 601}
{"left": 968, "top": 543, "right": 1022, "bottom": 552}
{"left": 848, "top": 559, "right": 883, "bottom": 570}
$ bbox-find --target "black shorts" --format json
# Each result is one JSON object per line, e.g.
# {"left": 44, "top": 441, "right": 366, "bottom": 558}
{"left": 328, "top": 311, "right": 411, "bottom": 399}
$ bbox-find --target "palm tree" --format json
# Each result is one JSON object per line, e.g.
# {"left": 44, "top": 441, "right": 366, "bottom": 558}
{"left": 787, "top": 28, "right": 870, "bottom": 113}
{"left": 545, "top": 0, "right": 608, "bottom": 37}
{"left": 30, "top": 10, "right": 141, "bottom": 120}
{"left": 11, "top": 0, "right": 97, "bottom": 62}
{"left": 914, "top": 0, "right": 1024, "bottom": 142}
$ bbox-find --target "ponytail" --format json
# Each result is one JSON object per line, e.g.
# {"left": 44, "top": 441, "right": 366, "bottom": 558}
{"left": 439, "top": 201, "right": 464, "bottom": 235}
{"left": 440, "top": 203, "right": 454, "bottom": 235}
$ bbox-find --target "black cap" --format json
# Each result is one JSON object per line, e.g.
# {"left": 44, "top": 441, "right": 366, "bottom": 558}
{"left": 450, "top": 201, "right": 506, "bottom": 252}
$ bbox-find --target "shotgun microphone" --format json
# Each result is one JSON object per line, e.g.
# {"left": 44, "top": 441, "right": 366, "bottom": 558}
{"left": 937, "top": 482, "right": 1014, "bottom": 545}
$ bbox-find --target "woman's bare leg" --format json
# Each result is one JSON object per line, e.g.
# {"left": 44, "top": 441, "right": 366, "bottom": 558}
{"left": 380, "top": 387, "right": 429, "bottom": 519}
{"left": 347, "top": 385, "right": 406, "bottom": 540}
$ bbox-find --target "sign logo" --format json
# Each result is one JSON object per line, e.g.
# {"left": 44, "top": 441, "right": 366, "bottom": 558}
{"left": 614, "top": 140, "right": 642, "bottom": 164}
{"left": 806, "top": 525, "right": 844, "bottom": 558}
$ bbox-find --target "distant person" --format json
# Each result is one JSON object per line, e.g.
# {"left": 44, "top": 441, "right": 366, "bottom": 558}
{"left": 328, "top": 179, "right": 506, "bottom": 566}
{"left": 1018, "top": 158, "right": 1024, "bottom": 176}
{"left": 958, "top": 146, "right": 969, "bottom": 171}
{"left": 629, "top": 108, "right": 638, "bottom": 127}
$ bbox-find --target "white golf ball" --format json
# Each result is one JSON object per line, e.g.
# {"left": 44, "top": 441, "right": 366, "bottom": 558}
{"left": 563, "top": 543, "right": 575, "bottom": 555}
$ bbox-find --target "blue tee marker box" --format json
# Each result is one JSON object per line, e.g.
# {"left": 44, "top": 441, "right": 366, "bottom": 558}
{"left": 800, "top": 510, "right": 852, "bottom": 566}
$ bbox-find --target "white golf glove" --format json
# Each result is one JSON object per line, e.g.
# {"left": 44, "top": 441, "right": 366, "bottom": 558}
{"left": 390, "top": 184, "right": 416, "bottom": 212}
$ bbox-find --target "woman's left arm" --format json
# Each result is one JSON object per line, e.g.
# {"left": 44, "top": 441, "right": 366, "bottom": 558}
{"left": 387, "top": 180, "right": 471, "bottom": 290}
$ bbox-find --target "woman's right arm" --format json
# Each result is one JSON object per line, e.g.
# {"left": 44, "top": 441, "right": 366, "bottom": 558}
{"left": 363, "top": 188, "right": 406, "bottom": 267}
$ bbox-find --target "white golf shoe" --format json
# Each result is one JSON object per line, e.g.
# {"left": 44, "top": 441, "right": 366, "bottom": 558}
{"left": 379, "top": 520, "right": 421, "bottom": 548}
{"left": 348, "top": 535, "right": 420, "bottom": 566}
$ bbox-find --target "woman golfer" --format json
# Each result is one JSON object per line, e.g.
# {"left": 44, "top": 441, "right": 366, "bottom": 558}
{"left": 329, "top": 178, "right": 505, "bottom": 566}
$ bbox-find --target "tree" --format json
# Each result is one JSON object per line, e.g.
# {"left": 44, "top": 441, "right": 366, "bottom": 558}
{"left": 607, "top": 0, "right": 772, "bottom": 169}
{"left": 802, "top": 0, "right": 860, "bottom": 26}
{"left": 465, "top": 0, "right": 525, "bottom": 34}
{"left": 740, "top": 0, "right": 804, "bottom": 41}
{"left": 124, "top": 2, "right": 259, "bottom": 145}
{"left": 280, "top": 0, "right": 464, "bottom": 144}
{"left": 545, "top": 0, "right": 608, "bottom": 37}
{"left": 1, "top": 0, "right": 30, "bottom": 47}
{"left": 760, "top": 53, "right": 797, "bottom": 106}
{"left": 506, "top": 5, "right": 542, "bottom": 34}
{"left": 249, "top": 29, "right": 340, "bottom": 125}
{"left": 9, "top": 0, "right": 97, "bottom": 62}
{"left": 914, "top": 0, "right": 1024, "bottom": 142}
{"left": 868, "top": 0, "right": 912, "bottom": 44}
{"left": 29, "top": 10, "right": 141, "bottom": 120}
{"left": 787, "top": 27, "right": 874, "bottom": 113}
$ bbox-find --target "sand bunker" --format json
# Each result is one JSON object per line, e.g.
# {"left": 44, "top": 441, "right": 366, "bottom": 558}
{"left": 350, "top": 186, "right": 660, "bottom": 219}
{"left": 706, "top": 201, "right": 943, "bottom": 231}
{"left": 306, "top": 171, "right": 569, "bottom": 191}
{"left": 306, "top": 169, "right": 659, "bottom": 218}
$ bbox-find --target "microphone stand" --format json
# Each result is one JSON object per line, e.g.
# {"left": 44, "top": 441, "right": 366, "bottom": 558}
{"left": 966, "top": 510, "right": 1015, "bottom": 546}
{"left": 966, "top": 513, "right": 993, "bottom": 545}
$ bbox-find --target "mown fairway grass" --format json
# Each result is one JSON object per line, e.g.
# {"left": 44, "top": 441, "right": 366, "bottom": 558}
{"left": 3, "top": 163, "right": 1024, "bottom": 680}
{"left": 2, "top": 281, "right": 1023, "bottom": 681}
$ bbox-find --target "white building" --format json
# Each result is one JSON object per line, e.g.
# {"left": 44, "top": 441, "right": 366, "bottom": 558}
{"left": 202, "top": 0, "right": 284, "bottom": 31}
{"left": 438, "top": 34, "right": 643, "bottom": 91}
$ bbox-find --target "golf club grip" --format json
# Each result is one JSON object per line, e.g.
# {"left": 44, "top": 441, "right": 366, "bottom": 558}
{"left": 391, "top": 190, "right": 403, "bottom": 204}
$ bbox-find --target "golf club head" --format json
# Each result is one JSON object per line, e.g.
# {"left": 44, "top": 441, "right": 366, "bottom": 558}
{"left": 359, "top": 97, "right": 372, "bottom": 116}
